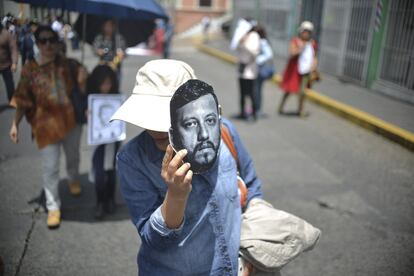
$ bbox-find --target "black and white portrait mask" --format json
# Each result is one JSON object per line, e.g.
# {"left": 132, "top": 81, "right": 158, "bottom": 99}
{"left": 169, "top": 79, "right": 221, "bottom": 174}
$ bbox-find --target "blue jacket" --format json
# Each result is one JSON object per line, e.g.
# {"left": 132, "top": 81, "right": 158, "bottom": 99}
{"left": 21, "top": 33, "right": 35, "bottom": 65}
{"left": 117, "top": 118, "right": 263, "bottom": 275}
{"left": 256, "top": 38, "right": 273, "bottom": 66}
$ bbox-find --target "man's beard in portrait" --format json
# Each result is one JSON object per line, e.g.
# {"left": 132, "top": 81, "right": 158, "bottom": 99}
{"left": 174, "top": 138, "right": 221, "bottom": 174}
{"left": 189, "top": 140, "right": 220, "bottom": 173}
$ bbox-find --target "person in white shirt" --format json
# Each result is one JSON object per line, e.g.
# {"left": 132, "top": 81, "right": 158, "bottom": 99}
{"left": 279, "top": 21, "right": 318, "bottom": 117}
{"left": 232, "top": 18, "right": 260, "bottom": 121}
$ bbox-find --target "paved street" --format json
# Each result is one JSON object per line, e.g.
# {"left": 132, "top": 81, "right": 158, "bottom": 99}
{"left": 1, "top": 42, "right": 414, "bottom": 276}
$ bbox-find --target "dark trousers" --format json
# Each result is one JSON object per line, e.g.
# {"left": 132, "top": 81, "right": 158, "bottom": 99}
{"left": 1, "top": 66, "right": 15, "bottom": 102}
{"left": 239, "top": 78, "right": 256, "bottom": 118}
{"left": 254, "top": 76, "right": 264, "bottom": 112}
{"left": 92, "top": 142, "right": 120, "bottom": 204}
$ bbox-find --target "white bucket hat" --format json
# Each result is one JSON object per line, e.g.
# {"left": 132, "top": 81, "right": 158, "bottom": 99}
{"left": 299, "top": 21, "right": 314, "bottom": 33}
{"left": 110, "top": 59, "right": 196, "bottom": 132}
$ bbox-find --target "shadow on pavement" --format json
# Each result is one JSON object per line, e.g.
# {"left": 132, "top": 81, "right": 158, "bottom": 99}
{"left": 27, "top": 173, "right": 131, "bottom": 223}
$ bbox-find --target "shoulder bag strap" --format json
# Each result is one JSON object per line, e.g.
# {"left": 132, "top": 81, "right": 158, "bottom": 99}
{"left": 221, "top": 124, "right": 240, "bottom": 170}
{"left": 221, "top": 123, "right": 248, "bottom": 208}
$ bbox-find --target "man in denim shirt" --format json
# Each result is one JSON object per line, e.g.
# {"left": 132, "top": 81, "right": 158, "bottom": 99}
{"left": 111, "top": 60, "right": 263, "bottom": 275}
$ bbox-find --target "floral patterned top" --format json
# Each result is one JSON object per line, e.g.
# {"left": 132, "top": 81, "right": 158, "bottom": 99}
{"left": 12, "top": 56, "right": 76, "bottom": 149}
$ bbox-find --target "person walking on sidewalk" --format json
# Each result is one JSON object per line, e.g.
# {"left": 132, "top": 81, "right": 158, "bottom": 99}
{"left": 279, "top": 21, "right": 318, "bottom": 117}
{"left": 232, "top": 18, "right": 260, "bottom": 120}
{"left": 86, "top": 64, "right": 121, "bottom": 219}
{"left": 110, "top": 59, "right": 263, "bottom": 275}
{"left": 254, "top": 24, "right": 274, "bottom": 117}
{"left": 9, "top": 25, "right": 86, "bottom": 229}
{"left": 0, "top": 22, "right": 18, "bottom": 104}
{"left": 201, "top": 16, "right": 211, "bottom": 43}
{"left": 20, "top": 20, "right": 39, "bottom": 65}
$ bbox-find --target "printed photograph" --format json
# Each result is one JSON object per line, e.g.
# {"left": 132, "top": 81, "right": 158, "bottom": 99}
{"left": 169, "top": 79, "right": 221, "bottom": 174}
{"left": 88, "top": 94, "right": 126, "bottom": 145}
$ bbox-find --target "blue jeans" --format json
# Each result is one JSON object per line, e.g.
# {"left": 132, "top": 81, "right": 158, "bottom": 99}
{"left": 1, "top": 66, "right": 15, "bottom": 102}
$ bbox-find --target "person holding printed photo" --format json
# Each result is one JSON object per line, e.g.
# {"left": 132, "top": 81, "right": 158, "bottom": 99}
{"left": 111, "top": 59, "right": 263, "bottom": 275}
{"left": 86, "top": 64, "right": 121, "bottom": 219}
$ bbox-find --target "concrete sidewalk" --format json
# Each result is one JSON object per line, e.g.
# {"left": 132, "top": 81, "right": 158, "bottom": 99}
{"left": 196, "top": 37, "right": 414, "bottom": 151}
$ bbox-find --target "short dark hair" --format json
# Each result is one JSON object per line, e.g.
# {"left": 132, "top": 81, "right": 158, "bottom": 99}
{"left": 34, "top": 25, "right": 58, "bottom": 41}
{"left": 170, "top": 79, "right": 219, "bottom": 128}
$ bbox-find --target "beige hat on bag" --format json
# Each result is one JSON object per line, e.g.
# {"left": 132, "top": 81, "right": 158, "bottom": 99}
{"left": 110, "top": 59, "right": 196, "bottom": 132}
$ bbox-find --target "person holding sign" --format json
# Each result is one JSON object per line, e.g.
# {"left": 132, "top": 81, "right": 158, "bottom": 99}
{"left": 111, "top": 59, "right": 263, "bottom": 275}
{"left": 168, "top": 80, "right": 221, "bottom": 174}
{"left": 86, "top": 64, "right": 121, "bottom": 219}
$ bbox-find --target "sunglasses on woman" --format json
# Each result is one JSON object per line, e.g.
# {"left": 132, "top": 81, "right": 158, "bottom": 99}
{"left": 37, "top": 37, "right": 58, "bottom": 44}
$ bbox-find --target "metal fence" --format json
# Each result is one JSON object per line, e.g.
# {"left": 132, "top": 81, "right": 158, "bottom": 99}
{"left": 318, "top": 0, "right": 374, "bottom": 83}
{"left": 342, "top": 0, "right": 374, "bottom": 82}
{"left": 318, "top": 0, "right": 351, "bottom": 77}
{"left": 379, "top": 0, "right": 414, "bottom": 92}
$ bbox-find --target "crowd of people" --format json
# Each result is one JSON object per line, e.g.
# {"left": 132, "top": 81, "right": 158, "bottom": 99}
{"left": 0, "top": 13, "right": 80, "bottom": 106}
{"left": 2, "top": 12, "right": 320, "bottom": 275}
{"left": 1, "top": 12, "right": 176, "bottom": 229}
{"left": 3, "top": 13, "right": 130, "bottom": 228}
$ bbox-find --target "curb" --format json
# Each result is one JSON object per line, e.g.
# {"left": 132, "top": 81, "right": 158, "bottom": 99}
{"left": 194, "top": 42, "right": 414, "bottom": 152}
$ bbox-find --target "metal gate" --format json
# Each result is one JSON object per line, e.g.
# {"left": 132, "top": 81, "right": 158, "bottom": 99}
{"left": 342, "top": 0, "right": 374, "bottom": 82}
{"left": 318, "top": 0, "right": 351, "bottom": 76}
{"left": 318, "top": 0, "right": 374, "bottom": 82}
{"left": 379, "top": 0, "right": 414, "bottom": 92}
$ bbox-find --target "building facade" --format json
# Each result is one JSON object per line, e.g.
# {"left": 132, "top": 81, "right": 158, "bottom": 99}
{"left": 159, "top": 0, "right": 232, "bottom": 33}
{"left": 232, "top": 0, "right": 414, "bottom": 103}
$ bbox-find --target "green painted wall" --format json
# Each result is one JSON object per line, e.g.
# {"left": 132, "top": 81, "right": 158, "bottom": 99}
{"left": 366, "top": 0, "right": 389, "bottom": 88}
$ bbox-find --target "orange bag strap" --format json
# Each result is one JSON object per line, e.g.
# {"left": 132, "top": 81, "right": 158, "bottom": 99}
{"left": 221, "top": 124, "right": 248, "bottom": 209}
{"left": 221, "top": 124, "right": 240, "bottom": 171}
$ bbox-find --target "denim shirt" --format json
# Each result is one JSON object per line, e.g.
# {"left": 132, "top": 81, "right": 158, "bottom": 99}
{"left": 117, "top": 119, "right": 263, "bottom": 275}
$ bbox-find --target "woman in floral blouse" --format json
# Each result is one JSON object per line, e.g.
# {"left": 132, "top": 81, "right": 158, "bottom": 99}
{"left": 9, "top": 25, "right": 87, "bottom": 229}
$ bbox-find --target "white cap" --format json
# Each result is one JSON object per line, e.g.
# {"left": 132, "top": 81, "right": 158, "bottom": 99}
{"left": 299, "top": 21, "right": 314, "bottom": 33}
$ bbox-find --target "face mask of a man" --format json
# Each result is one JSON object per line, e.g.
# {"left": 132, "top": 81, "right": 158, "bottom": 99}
{"left": 169, "top": 80, "right": 221, "bottom": 174}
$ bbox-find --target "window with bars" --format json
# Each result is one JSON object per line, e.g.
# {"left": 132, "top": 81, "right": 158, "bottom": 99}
{"left": 380, "top": 0, "right": 414, "bottom": 91}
